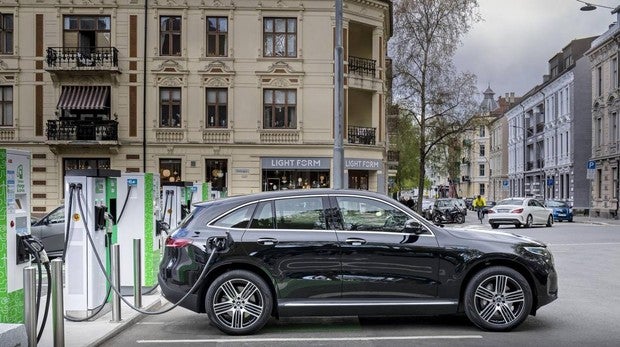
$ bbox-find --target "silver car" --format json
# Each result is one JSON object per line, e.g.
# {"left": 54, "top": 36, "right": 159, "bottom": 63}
{"left": 30, "top": 205, "right": 65, "bottom": 258}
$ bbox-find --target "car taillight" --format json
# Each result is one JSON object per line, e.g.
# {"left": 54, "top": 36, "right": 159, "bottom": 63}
{"left": 511, "top": 208, "right": 523, "bottom": 214}
{"left": 165, "top": 236, "right": 192, "bottom": 248}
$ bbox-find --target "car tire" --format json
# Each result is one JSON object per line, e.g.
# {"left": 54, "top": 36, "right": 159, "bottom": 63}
{"left": 490, "top": 223, "right": 499, "bottom": 229}
{"left": 455, "top": 214, "right": 465, "bottom": 224}
{"left": 545, "top": 215, "right": 553, "bottom": 227}
{"left": 464, "top": 266, "right": 533, "bottom": 332}
{"left": 524, "top": 215, "right": 533, "bottom": 228}
{"left": 206, "top": 270, "right": 273, "bottom": 335}
{"left": 568, "top": 217, "right": 573, "bottom": 222}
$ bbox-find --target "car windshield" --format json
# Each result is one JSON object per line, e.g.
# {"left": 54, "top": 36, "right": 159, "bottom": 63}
{"left": 546, "top": 200, "right": 568, "bottom": 208}
{"left": 497, "top": 198, "right": 524, "bottom": 206}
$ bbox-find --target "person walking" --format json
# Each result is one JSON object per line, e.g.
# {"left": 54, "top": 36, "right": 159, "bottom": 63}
{"left": 473, "top": 195, "right": 486, "bottom": 223}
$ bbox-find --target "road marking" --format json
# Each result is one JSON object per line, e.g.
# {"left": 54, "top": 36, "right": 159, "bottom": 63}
{"left": 136, "top": 335, "right": 483, "bottom": 344}
{"left": 136, "top": 322, "right": 166, "bottom": 325}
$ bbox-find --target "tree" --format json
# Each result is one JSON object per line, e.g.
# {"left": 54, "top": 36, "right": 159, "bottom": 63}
{"left": 390, "top": 0, "right": 481, "bottom": 212}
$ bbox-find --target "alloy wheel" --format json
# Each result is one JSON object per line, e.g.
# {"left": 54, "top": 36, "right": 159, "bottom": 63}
{"left": 473, "top": 274, "right": 525, "bottom": 326}
{"left": 212, "top": 278, "right": 264, "bottom": 330}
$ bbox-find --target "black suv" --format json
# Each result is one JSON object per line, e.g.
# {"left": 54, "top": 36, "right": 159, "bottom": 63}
{"left": 159, "top": 189, "right": 557, "bottom": 335}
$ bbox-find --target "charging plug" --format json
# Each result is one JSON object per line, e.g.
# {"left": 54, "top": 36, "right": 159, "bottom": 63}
{"left": 207, "top": 232, "right": 232, "bottom": 252}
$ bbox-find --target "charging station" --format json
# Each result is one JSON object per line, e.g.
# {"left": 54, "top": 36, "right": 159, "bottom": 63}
{"left": 0, "top": 149, "right": 31, "bottom": 323}
{"left": 190, "top": 182, "right": 211, "bottom": 212}
{"left": 64, "top": 169, "right": 119, "bottom": 317}
{"left": 161, "top": 181, "right": 193, "bottom": 230}
{"left": 116, "top": 173, "right": 162, "bottom": 289}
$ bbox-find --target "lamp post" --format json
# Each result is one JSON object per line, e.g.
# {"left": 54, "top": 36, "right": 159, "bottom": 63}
{"left": 333, "top": 0, "right": 345, "bottom": 189}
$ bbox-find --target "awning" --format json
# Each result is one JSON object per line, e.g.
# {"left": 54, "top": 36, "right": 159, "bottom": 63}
{"left": 57, "top": 86, "right": 109, "bottom": 110}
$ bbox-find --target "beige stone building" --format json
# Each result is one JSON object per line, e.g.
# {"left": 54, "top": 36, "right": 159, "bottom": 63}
{"left": 0, "top": 0, "right": 392, "bottom": 213}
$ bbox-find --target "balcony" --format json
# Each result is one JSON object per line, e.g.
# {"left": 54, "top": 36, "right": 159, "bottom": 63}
{"left": 349, "top": 56, "right": 376, "bottom": 77}
{"left": 45, "top": 47, "right": 120, "bottom": 75}
{"left": 46, "top": 119, "right": 119, "bottom": 153}
{"left": 348, "top": 126, "right": 376, "bottom": 145}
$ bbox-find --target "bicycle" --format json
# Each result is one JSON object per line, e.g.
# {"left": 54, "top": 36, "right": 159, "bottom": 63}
{"left": 476, "top": 207, "right": 485, "bottom": 223}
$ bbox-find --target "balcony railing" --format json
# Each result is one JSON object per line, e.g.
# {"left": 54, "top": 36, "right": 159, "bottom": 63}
{"left": 348, "top": 126, "right": 376, "bottom": 145}
{"left": 46, "top": 119, "right": 118, "bottom": 141}
{"left": 46, "top": 47, "right": 119, "bottom": 70}
{"left": 348, "top": 56, "right": 376, "bottom": 77}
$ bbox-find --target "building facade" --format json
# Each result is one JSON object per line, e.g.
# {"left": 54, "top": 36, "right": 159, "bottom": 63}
{"left": 507, "top": 37, "right": 594, "bottom": 209}
{"left": 586, "top": 8, "right": 620, "bottom": 218}
{"left": 0, "top": 0, "right": 392, "bottom": 213}
{"left": 489, "top": 93, "right": 519, "bottom": 202}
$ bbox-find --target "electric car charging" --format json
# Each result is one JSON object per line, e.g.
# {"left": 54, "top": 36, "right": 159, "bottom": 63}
{"left": 160, "top": 181, "right": 193, "bottom": 230}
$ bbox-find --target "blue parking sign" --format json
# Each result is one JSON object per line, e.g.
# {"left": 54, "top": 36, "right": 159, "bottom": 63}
{"left": 587, "top": 160, "right": 596, "bottom": 169}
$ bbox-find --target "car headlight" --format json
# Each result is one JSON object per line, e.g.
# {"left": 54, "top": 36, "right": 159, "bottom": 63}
{"left": 524, "top": 246, "right": 554, "bottom": 264}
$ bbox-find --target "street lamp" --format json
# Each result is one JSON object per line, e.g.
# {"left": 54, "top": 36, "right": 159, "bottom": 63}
{"left": 333, "top": 0, "right": 345, "bottom": 189}
{"left": 576, "top": 0, "right": 615, "bottom": 11}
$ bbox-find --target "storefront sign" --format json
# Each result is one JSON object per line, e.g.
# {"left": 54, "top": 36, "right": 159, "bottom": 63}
{"left": 261, "top": 157, "right": 331, "bottom": 169}
{"left": 345, "top": 158, "right": 382, "bottom": 170}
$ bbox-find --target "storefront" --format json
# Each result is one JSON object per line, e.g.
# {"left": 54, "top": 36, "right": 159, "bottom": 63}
{"left": 261, "top": 157, "right": 331, "bottom": 191}
{"left": 345, "top": 158, "right": 384, "bottom": 192}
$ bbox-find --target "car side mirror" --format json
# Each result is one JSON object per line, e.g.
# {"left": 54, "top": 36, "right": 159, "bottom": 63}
{"left": 404, "top": 219, "right": 424, "bottom": 234}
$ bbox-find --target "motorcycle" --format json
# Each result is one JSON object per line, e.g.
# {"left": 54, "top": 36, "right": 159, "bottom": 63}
{"left": 432, "top": 206, "right": 465, "bottom": 224}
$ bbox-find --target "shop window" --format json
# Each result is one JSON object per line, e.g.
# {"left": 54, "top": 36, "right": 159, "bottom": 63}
{"left": 62, "top": 158, "right": 110, "bottom": 196}
{"left": 206, "top": 159, "right": 227, "bottom": 191}
{"left": 262, "top": 170, "right": 329, "bottom": 191}
{"left": 348, "top": 170, "right": 368, "bottom": 190}
{"left": 160, "top": 16, "right": 181, "bottom": 56}
{"left": 160, "top": 158, "right": 182, "bottom": 183}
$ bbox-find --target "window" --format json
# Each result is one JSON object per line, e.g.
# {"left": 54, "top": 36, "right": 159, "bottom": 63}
{"left": 63, "top": 15, "right": 111, "bottom": 51}
{"left": 479, "top": 183, "right": 486, "bottom": 196}
{"left": 595, "top": 117, "right": 602, "bottom": 147}
{"left": 478, "top": 125, "right": 485, "bottom": 137}
{"left": 213, "top": 204, "right": 256, "bottom": 229}
{"left": 0, "top": 13, "right": 13, "bottom": 54}
{"left": 335, "top": 196, "right": 415, "bottom": 233}
{"left": 597, "top": 169, "right": 602, "bottom": 198}
{"left": 160, "top": 87, "right": 181, "bottom": 127}
{"left": 612, "top": 112, "right": 618, "bottom": 143}
{"left": 263, "top": 89, "right": 296, "bottom": 128}
{"left": 263, "top": 17, "right": 297, "bottom": 57}
{"left": 597, "top": 66, "right": 602, "bottom": 97}
{"left": 613, "top": 57, "right": 618, "bottom": 89}
{"left": 207, "top": 17, "right": 227, "bottom": 57}
{"left": 274, "top": 197, "right": 325, "bottom": 230}
{"left": 479, "top": 164, "right": 485, "bottom": 176}
{"left": 479, "top": 144, "right": 485, "bottom": 157}
{"left": 613, "top": 167, "right": 618, "bottom": 199}
{"left": 160, "top": 158, "right": 182, "bottom": 183}
{"left": 206, "top": 89, "right": 227, "bottom": 128}
{"left": 160, "top": 16, "right": 181, "bottom": 56}
{"left": 205, "top": 159, "right": 227, "bottom": 191}
{"left": 0, "top": 86, "right": 13, "bottom": 126}
{"left": 250, "top": 201, "right": 274, "bottom": 229}
{"left": 64, "top": 158, "right": 110, "bottom": 172}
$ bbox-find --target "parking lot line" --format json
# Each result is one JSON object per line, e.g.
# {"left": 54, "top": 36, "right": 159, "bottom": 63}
{"left": 136, "top": 335, "right": 483, "bottom": 344}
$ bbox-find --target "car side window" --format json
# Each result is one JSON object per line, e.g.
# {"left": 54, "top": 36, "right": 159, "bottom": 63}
{"left": 250, "top": 201, "right": 274, "bottom": 229}
{"left": 274, "top": 197, "right": 326, "bottom": 230}
{"left": 48, "top": 208, "right": 64, "bottom": 224}
{"left": 212, "top": 204, "right": 256, "bottom": 229}
{"left": 335, "top": 196, "right": 410, "bottom": 233}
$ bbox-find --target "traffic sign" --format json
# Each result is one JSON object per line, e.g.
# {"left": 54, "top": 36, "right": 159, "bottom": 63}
{"left": 587, "top": 160, "right": 596, "bottom": 169}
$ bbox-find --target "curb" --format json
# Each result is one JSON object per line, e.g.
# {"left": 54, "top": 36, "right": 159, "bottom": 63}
{"left": 89, "top": 297, "right": 163, "bottom": 347}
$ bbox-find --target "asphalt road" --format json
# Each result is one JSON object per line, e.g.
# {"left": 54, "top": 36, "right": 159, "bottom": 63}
{"left": 102, "top": 217, "right": 620, "bottom": 347}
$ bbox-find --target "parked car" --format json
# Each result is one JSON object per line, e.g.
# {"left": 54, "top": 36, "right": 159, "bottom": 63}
{"left": 159, "top": 189, "right": 558, "bottom": 335}
{"left": 454, "top": 198, "right": 468, "bottom": 216}
{"left": 464, "top": 197, "right": 474, "bottom": 210}
{"left": 30, "top": 205, "right": 65, "bottom": 258}
{"left": 431, "top": 198, "right": 466, "bottom": 224}
{"left": 487, "top": 197, "right": 554, "bottom": 229}
{"left": 545, "top": 199, "right": 574, "bottom": 222}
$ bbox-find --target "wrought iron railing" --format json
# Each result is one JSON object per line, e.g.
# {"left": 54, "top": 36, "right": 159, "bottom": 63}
{"left": 46, "top": 119, "right": 118, "bottom": 141}
{"left": 46, "top": 47, "right": 119, "bottom": 69}
{"left": 348, "top": 125, "right": 376, "bottom": 145}
{"left": 348, "top": 56, "right": 376, "bottom": 77}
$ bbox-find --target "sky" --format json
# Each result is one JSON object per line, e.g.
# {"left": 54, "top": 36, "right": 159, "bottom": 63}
{"left": 454, "top": 0, "right": 617, "bottom": 100}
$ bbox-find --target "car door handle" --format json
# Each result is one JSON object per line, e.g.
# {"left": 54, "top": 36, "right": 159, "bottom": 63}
{"left": 257, "top": 237, "right": 278, "bottom": 246}
{"left": 345, "top": 238, "right": 367, "bottom": 246}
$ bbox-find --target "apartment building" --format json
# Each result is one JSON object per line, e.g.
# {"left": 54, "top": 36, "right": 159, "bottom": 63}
{"left": 488, "top": 93, "right": 519, "bottom": 202}
{"left": 507, "top": 37, "right": 594, "bottom": 209}
{"left": 0, "top": 0, "right": 392, "bottom": 213}
{"left": 586, "top": 7, "right": 620, "bottom": 218}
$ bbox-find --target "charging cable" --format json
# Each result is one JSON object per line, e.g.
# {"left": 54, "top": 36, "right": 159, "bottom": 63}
{"left": 116, "top": 184, "right": 133, "bottom": 225}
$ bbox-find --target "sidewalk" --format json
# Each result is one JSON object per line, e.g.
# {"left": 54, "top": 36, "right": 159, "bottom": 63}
{"left": 571, "top": 214, "right": 620, "bottom": 226}
{"left": 38, "top": 290, "right": 164, "bottom": 347}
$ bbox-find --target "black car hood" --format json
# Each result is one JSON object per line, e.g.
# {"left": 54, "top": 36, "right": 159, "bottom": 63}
{"left": 443, "top": 227, "right": 545, "bottom": 246}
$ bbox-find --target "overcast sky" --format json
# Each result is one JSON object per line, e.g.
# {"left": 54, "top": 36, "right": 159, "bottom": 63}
{"left": 454, "top": 0, "right": 617, "bottom": 100}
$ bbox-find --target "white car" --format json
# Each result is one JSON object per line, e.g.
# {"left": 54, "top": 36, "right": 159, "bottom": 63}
{"left": 487, "top": 197, "right": 553, "bottom": 229}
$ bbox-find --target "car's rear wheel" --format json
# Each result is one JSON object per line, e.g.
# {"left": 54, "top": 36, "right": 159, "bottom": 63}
{"left": 546, "top": 215, "right": 553, "bottom": 227}
{"left": 464, "top": 266, "right": 532, "bottom": 332}
{"left": 524, "top": 215, "right": 533, "bottom": 228}
{"left": 206, "top": 270, "right": 273, "bottom": 335}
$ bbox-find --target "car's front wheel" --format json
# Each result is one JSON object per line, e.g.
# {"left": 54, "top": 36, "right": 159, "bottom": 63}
{"left": 206, "top": 270, "right": 273, "bottom": 335}
{"left": 490, "top": 223, "right": 499, "bottom": 229}
{"left": 464, "top": 266, "right": 532, "bottom": 332}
